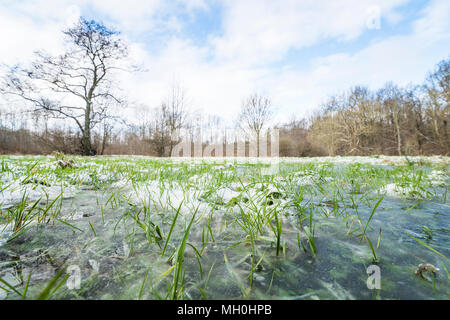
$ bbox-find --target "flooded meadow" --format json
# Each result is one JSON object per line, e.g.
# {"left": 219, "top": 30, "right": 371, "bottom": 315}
{"left": 0, "top": 155, "right": 448, "bottom": 300}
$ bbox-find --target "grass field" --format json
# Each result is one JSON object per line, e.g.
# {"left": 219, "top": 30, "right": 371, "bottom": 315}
{"left": 0, "top": 154, "right": 449, "bottom": 300}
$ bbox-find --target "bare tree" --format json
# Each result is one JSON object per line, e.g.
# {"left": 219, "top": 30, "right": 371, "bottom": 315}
{"left": 163, "top": 83, "right": 188, "bottom": 156}
{"left": 424, "top": 59, "right": 449, "bottom": 154}
{"left": 377, "top": 83, "right": 404, "bottom": 156}
{"left": 149, "top": 105, "right": 171, "bottom": 157}
{"left": 238, "top": 93, "right": 272, "bottom": 156}
{"left": 143, "top": 83, "right": 188, "bottom": 156}
{"left": 0, "top": 18, "right": 134, "bottom": 155}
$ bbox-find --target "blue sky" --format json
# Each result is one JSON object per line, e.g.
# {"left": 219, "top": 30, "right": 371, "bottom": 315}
{"left": 0, "top": 0, "right": 449, "bottom": 124}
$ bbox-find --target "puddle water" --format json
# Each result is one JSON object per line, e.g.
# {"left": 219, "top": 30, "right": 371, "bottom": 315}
{"left": 0, "top": 157, "right": 448, "bottom": 299}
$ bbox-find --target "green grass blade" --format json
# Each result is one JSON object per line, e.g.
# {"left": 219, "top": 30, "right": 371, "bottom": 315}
{"left": 408, "top": 235, "right": 448, "bottom": 260}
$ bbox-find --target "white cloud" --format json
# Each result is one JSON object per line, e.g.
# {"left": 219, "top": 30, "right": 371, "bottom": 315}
{"left": 267, "top": 0, "right": 450, "bottom": 120}
{"left": 211, "top": 0, "right": 409, "bottom": 66}
{"left": 0, "top": 3, "right": 67, "bottom": 64}
{"left": 87, "top": 0, "right": 163, "bottom": 34}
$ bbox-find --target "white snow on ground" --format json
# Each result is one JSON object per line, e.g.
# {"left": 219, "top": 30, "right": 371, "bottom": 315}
{"left": 291, "top": 170, "right": 320, "bottom": 186}
{"left": 4, "top": 154, "right": 448, "bottom": 165}
{"left": 0, "top": 160, "right": 77, "bottom": 209}
{"left": 217, "top": 187, "right": 241, "bottom": 203}
{"left": 110, "top": 179, "right": 131, "bottom": 189}
{"left": 100, "top": 155, "right": 448, "bottom": 165}
{"left": 0, "top": 182, "right": 76, "bottom": 209}
{"left": 126, "top": 181, "right": 209, "bottom": 215}
{"left": 380, "top": 183, "right": 429, "bottom": 199}
{"left": 382, "top": 183, "right": 410, "bottom": 198}
{"left": 0, "top": 155, "right": 448, "bottom": 209}
{"left": 428, "top": 170, "right": 448, "bottom": 186}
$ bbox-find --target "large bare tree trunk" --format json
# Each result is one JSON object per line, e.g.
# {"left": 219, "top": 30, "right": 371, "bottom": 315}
{"left": 81, "top": 102, "right": 95, "bottom": 155}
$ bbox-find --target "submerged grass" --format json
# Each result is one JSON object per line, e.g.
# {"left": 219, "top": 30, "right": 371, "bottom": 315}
{"left": 0, "top": 155, "right": 448, "bottom": 300}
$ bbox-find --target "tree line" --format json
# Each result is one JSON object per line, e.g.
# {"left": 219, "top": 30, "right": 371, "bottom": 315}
{"left": 305, "top": 59, "right": 449, "bottom": 156}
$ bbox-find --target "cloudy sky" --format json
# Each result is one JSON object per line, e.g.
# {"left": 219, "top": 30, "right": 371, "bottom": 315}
{"left": 0, "top": 0, "right": 449, "bottom": 123}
